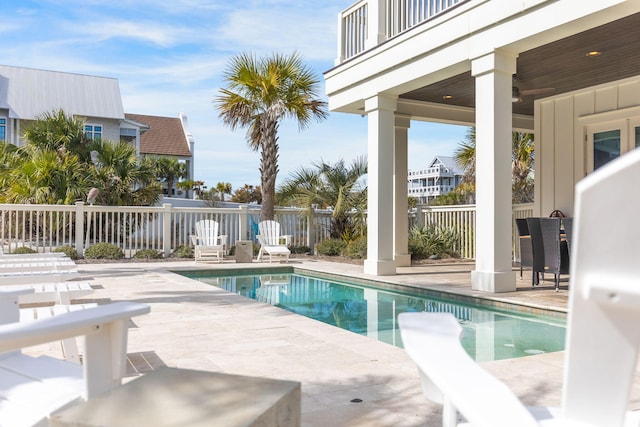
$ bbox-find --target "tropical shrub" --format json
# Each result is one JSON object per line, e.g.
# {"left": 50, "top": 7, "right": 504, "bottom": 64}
{"left": 345, "top": 236, "right": 367, "bottom": 259}
{"left": 408, "top": 224, "right": 459, "bottom": 259}
{"left": 171, "top": 245, "right": 194, "bottom": 259}
{"left": 53, "top": 245, "right": 79, "bottom": 260}
{"left": 84, "top": 242, "right": 124, "bottom": 259}
{"left": 133, "top": 249, "right": 162, "bottom": 260}
{"left": 290, "top": 245, "right": 311, "bottom": 255}
{"left": 12, "top": 247, "right": 37, "bottom": 254}
{"left": 315, "top": 238, "right": 347, "bottom": 256}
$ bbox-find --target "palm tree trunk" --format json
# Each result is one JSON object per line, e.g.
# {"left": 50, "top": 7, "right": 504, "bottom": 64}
{"left": 259, "top": 119, "right": 280, "bottom": 221}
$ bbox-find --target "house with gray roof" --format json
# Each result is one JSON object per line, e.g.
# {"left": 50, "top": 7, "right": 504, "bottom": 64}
{"left": 408, "top": 156, "right": 464, "bottom": 203}
{"left": 0, "top": 65, "right": 194, "bottom": 194}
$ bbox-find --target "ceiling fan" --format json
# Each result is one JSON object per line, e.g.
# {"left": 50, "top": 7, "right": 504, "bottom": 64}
{"left": 512, "top": 76, "right": 555, "bottom": 102}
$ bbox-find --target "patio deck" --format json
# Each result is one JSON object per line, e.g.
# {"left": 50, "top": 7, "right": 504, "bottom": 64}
{"left": 26, "top": 259, "right": 640, "bottom": 426}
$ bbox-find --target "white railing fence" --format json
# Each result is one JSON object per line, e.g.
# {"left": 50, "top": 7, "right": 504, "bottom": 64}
{"left": 0, "top": 203, "right": 333, "bottom": 258}
{"left": 1, "top": 202, "right": 534, "bottom": 261}
{"left": 413, "top": 203, "right": 535, "bottom": 260}
{"left": 337, "top": 0, "right": 468, "bottom": 63}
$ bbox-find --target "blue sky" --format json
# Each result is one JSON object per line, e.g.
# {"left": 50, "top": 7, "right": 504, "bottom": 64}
{"left": 2, "top": 0, "right": 470, "bottom": 190}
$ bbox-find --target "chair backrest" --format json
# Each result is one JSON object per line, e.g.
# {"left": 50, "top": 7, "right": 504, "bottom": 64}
{"left": 525, "top": 217, "right": 546, "bottom": 272}
{"left": 562, "top": 148, "right": 640, "bottom": 426}
{"left": 258, "top": 220, "right": 281, "bottom": 246}
{"left": 562, "top": 217, "right": 573, "bottom": 253}
{"left": 195, "top": 220, "right": 219, "bottom": 246}
{"left": 515, "top": 218, "right": 530, "bottom": 237}
{"left": 539, "top": 217, "right": 564, "bottom": 274}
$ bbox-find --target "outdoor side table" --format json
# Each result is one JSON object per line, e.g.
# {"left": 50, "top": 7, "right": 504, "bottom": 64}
{"left": 235, "top": 240, "right": 253, "bottom": 263}
{"left": 50, "top": 366, "right": 301, "bottom": 427}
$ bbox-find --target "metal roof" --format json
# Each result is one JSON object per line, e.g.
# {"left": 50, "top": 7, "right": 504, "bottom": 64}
{"left": 0, "top": 65, "right": 124, "bottom": 120}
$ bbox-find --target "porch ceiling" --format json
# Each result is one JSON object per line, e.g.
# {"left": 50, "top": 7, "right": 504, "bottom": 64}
{"left": 400, "top": 12, "right": 640, "bottom": 117}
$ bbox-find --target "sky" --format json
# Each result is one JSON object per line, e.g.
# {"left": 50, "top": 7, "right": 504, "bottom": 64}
{"left": 1, "top": 0, "right": 470, "bottom": 190}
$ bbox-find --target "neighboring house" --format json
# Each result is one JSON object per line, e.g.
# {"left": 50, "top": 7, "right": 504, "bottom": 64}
{"left": 325, "top": 0, "right": 640, "bottom": 292}
{"left": 125, "top": 113, "right": 195, "bottom": 196}
{"left": 408, "top": 156, "right": 464, "bottom": 203}
{"left": 0, "top": 64, "right": 194, "bottom": 193}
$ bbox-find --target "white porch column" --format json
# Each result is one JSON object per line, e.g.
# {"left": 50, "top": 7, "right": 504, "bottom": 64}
{"left": 470, "top": 50, "right": 517, "bottom": 292}
{"left": 364, "top": 94, "right": 397, "bottom": 276}
{"left": 394, "top": 114, "right": 411, "bottom": 267}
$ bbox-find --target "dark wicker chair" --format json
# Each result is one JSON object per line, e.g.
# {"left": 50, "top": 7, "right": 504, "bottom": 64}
{"left": 515, "top": 218, "right": 534, "bottom": 279}
{"left": 562, "top": 217, "right": 573, "bottom": 254}
{"left": 525, "top": 217, "right": 546, "bottom": 288}
{"left": 539, "top": 217, "right": 570, "bottom": 291}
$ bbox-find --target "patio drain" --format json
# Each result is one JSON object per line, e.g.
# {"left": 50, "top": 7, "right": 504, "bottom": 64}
{"left": 350, "top": 398, "right": 363, "bottom": 403}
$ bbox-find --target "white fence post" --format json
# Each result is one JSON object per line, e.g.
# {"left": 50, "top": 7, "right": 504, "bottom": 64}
{"left": 307, "top": 210, "right": 315, "bottom": 250}
{"left": 75, "top": 202, "right": 85, "bottom": 256}
{"left": 367, "top": 0, "right": 387, "bottom": 50}
{"left": 162, "top": 203, "right": 172, "bottom": 257}
{"left": 238, "top": 205, "right": 249, "bottom": 241}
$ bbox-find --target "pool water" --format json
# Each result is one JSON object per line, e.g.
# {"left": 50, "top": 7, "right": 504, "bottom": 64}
{"left": 179, "top": 270, "right": 566, "bottom": 362}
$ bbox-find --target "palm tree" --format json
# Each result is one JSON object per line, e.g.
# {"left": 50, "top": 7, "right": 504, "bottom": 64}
{"left": 215, "top": 182, "right": 233, "bottom": 201}
{"left": 4, "top": 145, "right": 88, "bottom": 204}
{"left": 215, "top": 52, "right": 328, "bottom": 221}
{"left": 277, "top": 156, "right": 367, "bottom": 239}
{"left": 88, "top": 139, "right": 160, "bottom": 206}
{"left": 452, "top": 127, "right": 534, "bottom": 204}
{"left": 146, "top": 156, "right": 186, "bottom": 197}
{"left": 22, "top": 109, "right": 91, "bottom": 163}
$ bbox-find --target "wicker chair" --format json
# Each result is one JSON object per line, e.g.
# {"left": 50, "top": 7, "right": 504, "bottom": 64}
{"left": 539, "top": 217, "right": 570, "bottom": 291}
{"left": 525, "top": 217, "right": 546, "bottom": 288}
{"left": 562, "top": 217, "right": 573, "bottom": 254}
{"left": 515, "top": 218, "right": 534, "bottom": 279}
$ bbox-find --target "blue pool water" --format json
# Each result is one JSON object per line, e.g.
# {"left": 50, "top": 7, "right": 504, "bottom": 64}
{"left": 178, "top": 270, "right": 566, "bottom": 362}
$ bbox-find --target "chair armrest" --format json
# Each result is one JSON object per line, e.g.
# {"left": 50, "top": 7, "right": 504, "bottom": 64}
{"left": 282, "top": 235, "right": 292, "bottom": 246}
{"left": 0, "top": 302, "right": 150, "bottom": 353}
{"left": 190, "top": 235, "right": 198, "bottom": 246}
{"left": 398, "top": 312, "right": 538, "bottom": 427}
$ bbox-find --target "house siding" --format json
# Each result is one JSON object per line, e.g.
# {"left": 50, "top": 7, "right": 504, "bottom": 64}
{"left": 536, "top": 75, "right": 640, "bottom": 217}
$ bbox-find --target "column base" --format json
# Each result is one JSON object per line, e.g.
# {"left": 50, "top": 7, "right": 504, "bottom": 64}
{"left": 364, "top": 259, "right": 396, "bottom": 276}
{"left": 471, "top": 270, "right": 516, "bottom": 293}
{"left": 394, "top": 253, "right": 412, "bottom": 267}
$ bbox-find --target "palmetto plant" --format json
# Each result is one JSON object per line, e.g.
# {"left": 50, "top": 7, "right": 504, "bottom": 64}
{"left": 215, "top": 52, "right": 328, "bottom": 221}
{"left": 277, "top": 156, "right": 367, "bottom": 239}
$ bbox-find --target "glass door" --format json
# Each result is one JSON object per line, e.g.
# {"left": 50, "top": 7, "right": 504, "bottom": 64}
{"left": 585, "top": 120, "right": 631, "bottom": 174}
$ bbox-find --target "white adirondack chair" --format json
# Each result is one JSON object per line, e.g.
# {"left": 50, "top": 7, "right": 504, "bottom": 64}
{"left": 398, "top": 148, "right": 640, "bottom": 427}
{"left": 256, "top": 220, "right": 291, "bottom": 263}
{"left": 190, "top": 220, "right": 227, "bottom": 262}
{"left": 0, "top": 289, "right": 150, "bottom": 427}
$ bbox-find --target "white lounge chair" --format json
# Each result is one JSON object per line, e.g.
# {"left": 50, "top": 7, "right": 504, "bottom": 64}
{"left": 398, "top": 148, "right": 640, "bottom": 427}
{"left": 256, "top": 220, "right": 291, "bottom": 263}
{"left": 0, "top": 289, "right": 150, "bottom": 427}
{"left": 190, "top": 219, "right": 227, "bottom": 263}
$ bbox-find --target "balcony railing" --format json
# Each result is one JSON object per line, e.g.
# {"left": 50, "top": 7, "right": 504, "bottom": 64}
{"left": 337, "top": 0, "right": 468, "bottom": 63}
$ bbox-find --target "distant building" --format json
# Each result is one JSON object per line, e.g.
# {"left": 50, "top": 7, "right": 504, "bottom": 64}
{"left": 408, "top": 156, "right": 464, "bottom": 203}
{"left": 0, "top": 65, "right": 195, "bottom": 195}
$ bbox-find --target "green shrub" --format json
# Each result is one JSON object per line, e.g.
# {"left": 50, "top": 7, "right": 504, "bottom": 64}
{"left": 53, "top": 245, "right": 79, "bottom": 260}
{"left": 11, "top": 247, "right": 37, "bottom": 254}
{"left": 315, "top": 238, "right": 347, "bottom": 256}
{"left": 290, "top": 246, "right": 311, "bottom": 255}
{"left": 408, "top": 224, "right": 459, "bottom": 259}
{"left": 345, "top": 236, "right": 367, "bottom": 259}
{"left": 84, "top": 242, "right": 124, "bottom": 259}
{"left": 171, "top": 245, "right": 194, "bottom": 258}
{"left": 133, "top": 249, "right": 163, "bottom": 259}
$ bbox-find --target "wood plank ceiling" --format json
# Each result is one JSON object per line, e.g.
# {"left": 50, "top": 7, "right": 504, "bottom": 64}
{"left": 400, "top": 12, "right": 640, "bottom": 117}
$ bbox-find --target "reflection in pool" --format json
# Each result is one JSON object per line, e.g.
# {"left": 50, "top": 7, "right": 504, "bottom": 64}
{"left": 181, "top": 271, "right": 566, "bottom": 362}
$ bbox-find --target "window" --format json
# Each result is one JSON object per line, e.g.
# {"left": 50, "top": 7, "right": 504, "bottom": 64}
{"left": 0, "top": 118, "right": 6, "bottom": 141}
{"left": 84, "top": 124, "right": 102, "bottom": 140}
{"left": 593, "top": 129, "right": 620, "bottom": 170}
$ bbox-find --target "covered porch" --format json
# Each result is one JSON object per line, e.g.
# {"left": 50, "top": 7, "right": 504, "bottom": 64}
{"left": 325, "top": 0, "right": 640, "bottom": 291}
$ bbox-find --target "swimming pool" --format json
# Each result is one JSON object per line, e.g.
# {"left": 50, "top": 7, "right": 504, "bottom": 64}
{"left": 178, "top": 269, "right": 566, "bottom": 362}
